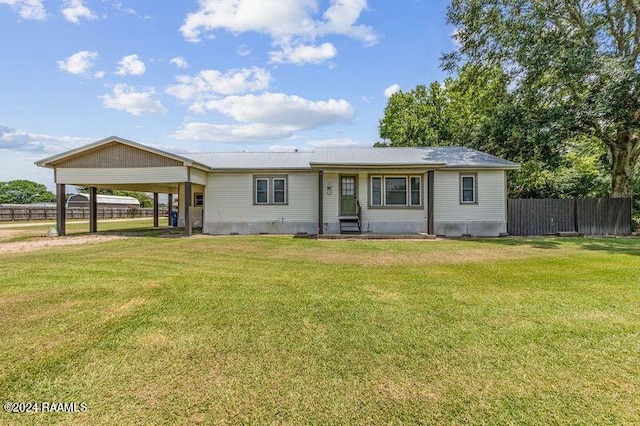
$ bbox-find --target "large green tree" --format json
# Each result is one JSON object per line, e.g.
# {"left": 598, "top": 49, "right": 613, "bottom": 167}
{"left": 378, "top": 64, "right": 610, "bottom": 199}
{"left": 444, "top": 0, "right": 640, "bottom": 197}
{"left": 0, "top": 180, "right": 56, "bottom": 204}
{"left": 379, "top": 82, "right": 452, "bottom": 146}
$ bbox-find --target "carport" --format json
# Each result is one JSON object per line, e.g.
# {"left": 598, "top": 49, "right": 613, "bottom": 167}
{"left": 36, "top": 136, "right": 211, "bottom": 237}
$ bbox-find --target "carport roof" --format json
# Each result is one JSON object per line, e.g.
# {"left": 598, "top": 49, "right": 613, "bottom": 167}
{"left": 36, "top": 136, "right": 213, "bottom": 170}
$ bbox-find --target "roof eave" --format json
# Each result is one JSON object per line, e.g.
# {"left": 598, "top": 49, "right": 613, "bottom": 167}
{"left": 209, "top": 167, "right": 312, "bottom": 172}
{"left": 309, "top": 162, "right": 447, "bottom": 169}
{"left": 443, "top": 164, "right": 520, "bottom": 170}
{"left": 35, "top": 136, "right": 213, "bottom": 171}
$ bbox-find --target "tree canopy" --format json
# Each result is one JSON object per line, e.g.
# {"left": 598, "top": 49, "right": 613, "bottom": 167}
{"left": 444, "top": 0, "right": 640, "bottom": 198}
{"left": 378, "top": 64, "right": 610, "bottom": 199}
{"left": 0, "top": 180, "right": 56, "bottom": 204}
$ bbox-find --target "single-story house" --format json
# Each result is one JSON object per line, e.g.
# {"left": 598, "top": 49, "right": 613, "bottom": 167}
{"left": 66, "top": 193, "right": 141, "bottom": 208}
{"left": 36, "top": 136, "right": 519, "bottom": 237}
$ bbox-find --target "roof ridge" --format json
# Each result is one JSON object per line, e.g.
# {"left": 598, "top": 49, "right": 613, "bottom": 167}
{"left": 178, "top": 151, "right": 312, "bottom": 154}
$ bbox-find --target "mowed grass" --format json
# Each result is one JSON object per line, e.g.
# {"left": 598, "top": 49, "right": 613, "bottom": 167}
{"left": 0, "top": 218, "right": 157, "bottom": 243}
{"left": 0, "top": 235, "right": 639, "bottom": 424}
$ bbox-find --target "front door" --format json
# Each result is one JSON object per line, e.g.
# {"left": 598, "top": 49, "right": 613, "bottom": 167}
{"left": 340, "top": 176, "right": 357, "bottom": 215}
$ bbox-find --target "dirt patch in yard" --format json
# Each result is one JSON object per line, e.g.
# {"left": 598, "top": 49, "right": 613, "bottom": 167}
{"left": 0, "top": 234, "right": 127, "bottom": 254}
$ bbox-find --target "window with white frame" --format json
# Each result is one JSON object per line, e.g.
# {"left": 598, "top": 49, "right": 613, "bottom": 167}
{"left": 460, "top": 174, "right": 477, "bottom": 204}
{"left": 254, "top": 175, "right": 288, "bottom": 205}
{"left": 370, "top": 175, "right": 422, "bottom": 208}
{"left": 194, "top": 193, "right": 204, "bottom": 207}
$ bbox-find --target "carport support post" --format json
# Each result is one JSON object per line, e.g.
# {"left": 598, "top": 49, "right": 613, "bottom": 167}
{"left": 89, "top": 187, "right": 98, "bottom": 233}
{"left": 184, "top": 182, "right": 192, "bottom": 236}
{"left": 153, "top": 193, "right": 159, "bottom": 228}
{"left": 56, "top": 184, "right": 66, "bottom": 236}
{"left": 167, "top": 194, "right": 173, "bottom": 226}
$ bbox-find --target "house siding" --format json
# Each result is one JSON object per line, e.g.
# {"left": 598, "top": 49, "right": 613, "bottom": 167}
{"left": 56, "top": 167, "right": 189, "bottom": 185}
{"left": 203, "top": 172, "right": 318, "bottom": 234}
{"left": 433, "top": 169, "right": 507, "bottom": 236}
{"left": 322, "top": 171, "right": 429, "bottom": 234}
{"left": 190, "top": 168, "right": 207, "bottom": 186}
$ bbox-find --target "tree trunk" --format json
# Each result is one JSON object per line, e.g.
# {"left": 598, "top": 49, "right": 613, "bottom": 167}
{"left": 609, "top": 131, "right": 640, "bottom": 198}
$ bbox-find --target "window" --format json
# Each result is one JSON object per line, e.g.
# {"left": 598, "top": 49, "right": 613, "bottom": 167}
{"left": 410, "top": 176, "right": 421, "bottom": 206}
{"left": 194, "top": 193, "right": 204, "bottom": 207}
{"left": 460, "top": 174, "right": 477, "bottom": 204}
{"left": 369, "top": 175, "right": 422, "bottom": 208}
{"left": 273, "top": 178, "right": 286, "bottom": 204}
{"left": 255, "top": 178, "right": 269, "bottom": 204}
{"left": 385, "top": 177, "right": 407, "bottom": 205}
{"left": 254, "top": 175, "right": 288, "bottom": 205}
{"left": 371, "top": 177, "right": 382, "bottom": 206}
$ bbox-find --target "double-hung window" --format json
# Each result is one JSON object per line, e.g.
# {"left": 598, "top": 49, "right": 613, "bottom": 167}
{"left": 370, "top": 175, "right": 422, "bottom": 208}
{"left": 254, "top": 175, "right": 288, "bottom": 205}
{"left": 460, "top": 174, "right": 477, "bottom": 204}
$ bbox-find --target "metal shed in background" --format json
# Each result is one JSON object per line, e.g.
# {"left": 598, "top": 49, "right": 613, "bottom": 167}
{"left": 66, "top": 193, "right": 141, "bottom": 208}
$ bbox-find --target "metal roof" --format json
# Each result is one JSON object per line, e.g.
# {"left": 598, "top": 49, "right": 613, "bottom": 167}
{"left": 311, "top": 147, "right": 519, "bottom": 169}
{"left": 180, "top": 152, "right": 315, "bottom": 170}
{"left": 37, "top": 135, "right": 519, "bottom": 171}
{"left": 67, "top": 193, "right": 141, "bottom": 205}
{"left": 419, "top": 147, "right": 519, "bottom": 168}
{"left": 311, "top": 147, "right": 442, "bottom": 166}
{"left": 180, "top": 147, "right": 518, "bottom": 170}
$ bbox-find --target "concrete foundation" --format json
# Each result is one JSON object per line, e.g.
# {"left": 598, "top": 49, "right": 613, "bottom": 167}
{"left": 435, "top": 221, "right": 506, "bottom": 237}
{"left": 204, "top": 220, "right": 506, "bottom": 237}
{"left": 203, "top": 221, "right": 317, "bottom": 235}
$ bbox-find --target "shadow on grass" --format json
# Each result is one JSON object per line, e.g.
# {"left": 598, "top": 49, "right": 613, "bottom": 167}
{"left": 573, "top": 238, "right": 640, "bottom": 256}
{"left": 467, "top": 235, "right": 640, "bottom": 256}
{"left": 462, "top": 236, "right": 563, "bottom": 250}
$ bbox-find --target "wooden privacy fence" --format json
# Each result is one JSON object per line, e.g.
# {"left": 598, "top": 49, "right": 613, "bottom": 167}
{"left": 0, "top": 207, "right": 167, "bottom": 222}
{"left": 508, "top": 198, "right": 632, "bottom": 236}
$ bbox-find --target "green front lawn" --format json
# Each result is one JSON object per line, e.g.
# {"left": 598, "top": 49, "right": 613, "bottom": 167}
{"left": 0, "top": 236, "right": 639, "bottom": 424}
{"left": 0, "top": 218, "right": 157, "bottom": 243}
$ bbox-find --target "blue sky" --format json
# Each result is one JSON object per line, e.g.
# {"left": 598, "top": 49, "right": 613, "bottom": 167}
{"left": 0, "top": 0, "right": 456, "bottom": 189}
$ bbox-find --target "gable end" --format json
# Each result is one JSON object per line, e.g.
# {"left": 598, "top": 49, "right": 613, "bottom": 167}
{"left": 56, "top": 142, "right": 183, "bottom": 168}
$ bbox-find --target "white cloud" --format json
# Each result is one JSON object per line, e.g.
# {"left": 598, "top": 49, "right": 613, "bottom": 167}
{"left": 384, "top": 83, "right": 400, "bottom": 98}
{"left": 0, "top": 124, "right": 90, "bottom": 154}
{"left": 173, "top": 92, "right": 354, "bottom": 144}
{"left": 270, "top": 42, "right": 337, "bottom": 65}
{"left": 169, "top": 56, "right": 188, "bottom": 69}
{"left": 61, "top": 0, "right": 96, "bottom": 24}
{"left": 0, "top": 0, "right": 46, "bottom": 20}
{"left": 237, "top": 44, "right": 251, "bottom": 57}
{"left": 93, "top": 71, "right": 105, "bottom": 79}
{"left": 320, "top": 0, "right": 376, "bottom": 45}
{"left": 101, "top": 84, "right": 167, "bottom": 115}
{"left": 57, "top": 51, "right": 99, "bottom": 76}
{"left": 115, "top": 54, "right": 146, "bottom": 76}
{"left": 172, "top": 122, "right": 296, "bottom": 143}
{"left": 0, "top": 124, "right": 95, "bottom": 190}
{"left": 180, "top": 0, "right": 377, "bottom": 46}
{"left": 306, "top": 138, "right": 366, "bottom": 148}
{"left": 197, "top": 92, "right": 354, "bottom": 129}
{"left": 166, "top": 67, "right": 271, "bottom": 101}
